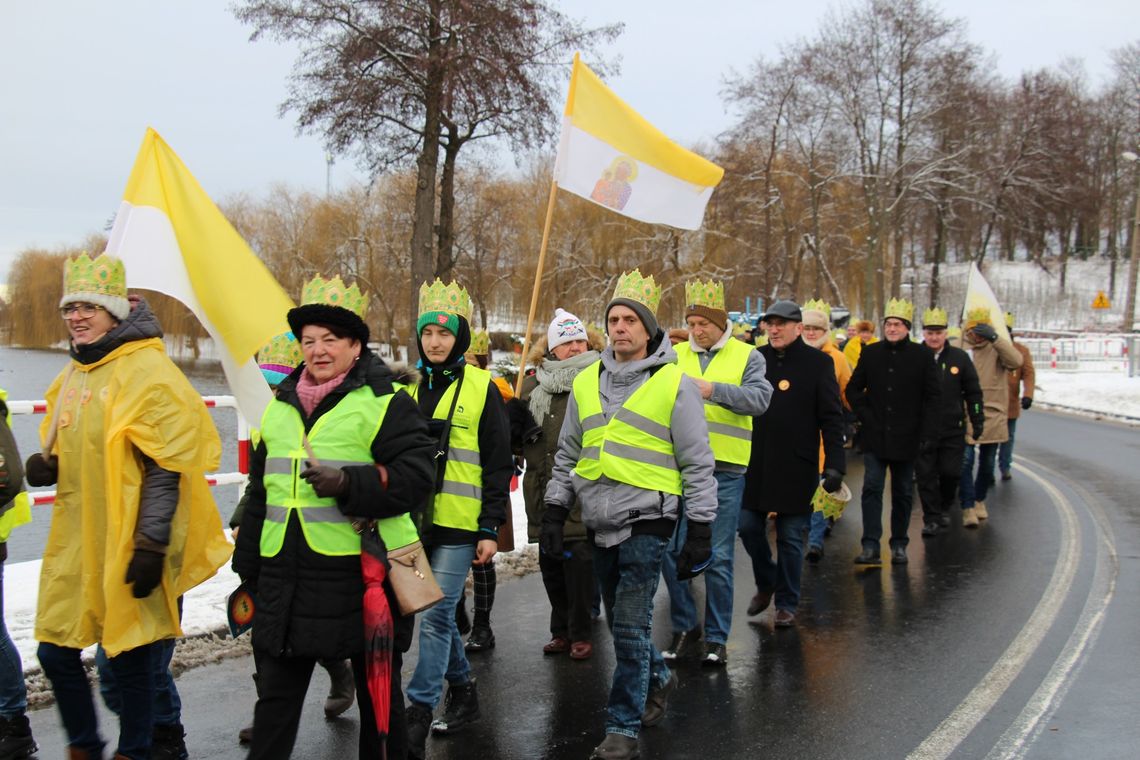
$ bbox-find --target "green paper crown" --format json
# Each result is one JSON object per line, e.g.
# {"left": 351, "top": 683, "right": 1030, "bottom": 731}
{"left": 885, "top": 298, "right": 914, "bottom": 323}
{"left": 965, "top": 306, "right": 992, "bottom": 325}
{"left": 64, "top": 253, "right": 127, "bottom": 299}
{"left": 301, "top": 275, "right": 368, "bottom": 318}
{"left": 684, "top": 278, "right": 724, "bottom": 310}
{"left": 470, "top": 329, "right": 490, "bottom": 355}
{"left": 418, "top": 279, "right": 472, "bottom": 321}
{"left": 257, "top": 331, "right": 302, "bottom": 369}
{"left": 612, "top": 269, "right": 661, "bottom": 315}
{"left": 802, "top": 298, "right": 831, "bottom": 316}
{"left": 922, "top": 307, "right": 948, "bottom": 327}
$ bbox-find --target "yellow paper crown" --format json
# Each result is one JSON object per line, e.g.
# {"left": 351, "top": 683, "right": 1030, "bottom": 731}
{"left": 418, "top": 279, "right": 472, "bottom": 321}
{"left": 1004, "top": 311, "right": 1015, "bottom": 329}
{"left": 922, "top": 307, "right": 948, "bottom": 327}
{"left": 684, "top": 278, "right": 724, "bottom": 310}
{"left": 301, "top": 275, "right": 368, "bottom": 318}
{"left": 965, "top": 306, "right": 992, "bottom": 325}
{"left": 885, "top": 298, "right": 914, "bottom": 323}
{"left": 63, "top": 253, "right": 127, "bottom": 299}
{"left": 612, "top": 269, "right": 662, "bottom": 315}
{"left": 802, "top": 298, "right": 831, "bottom": 316}
{"left": 948, "top": 326, "right": 962, "bottom": 339}
{"left": 470, "top": 329, "right": 490, "bottom": 355}
{"left": 257, "top": 331, "right": 302, "bottom": 369}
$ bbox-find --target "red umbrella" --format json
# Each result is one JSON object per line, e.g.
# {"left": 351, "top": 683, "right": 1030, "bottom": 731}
{"left": 361, "top": 526, "right": 394, "bottom": 758}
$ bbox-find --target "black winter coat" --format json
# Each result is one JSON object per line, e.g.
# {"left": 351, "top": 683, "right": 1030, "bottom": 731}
{"left": 743, "top": 337, "right": 846, "bottom": 515}
{"left": 519, "top": 373, "right": 588, "bottom": 543}
{"left": 847, "top": 338, "right": 941, "bottom": 460}
{"left": 232, "top": 351, "right": 436, "bottom": 659}
{"left": 925, "top": 344, "right": 984, "bottom": 440}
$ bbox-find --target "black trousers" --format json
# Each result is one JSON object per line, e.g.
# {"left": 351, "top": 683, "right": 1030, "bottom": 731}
{"left": 249, "top": 649, "right": 407, "bottom": 760}
{"left": 539, "top": 538, "right": 595, "bottom": 643}
{"left": 915, "top": 436, "right": 966, "bottom": 521}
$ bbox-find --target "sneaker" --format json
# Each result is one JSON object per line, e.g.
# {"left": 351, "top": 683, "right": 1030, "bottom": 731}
{"left": 774, "top": 609, "right": 796, "bottom": 628}
{"left": 1001, "top": 470, "right": 1012, "bottom": 481}
{"left": 465, "top": 625, "right": 495, "bottom": 652}
{"left": 921, "top": 521, "right": 941, "bottom": 537}
{"left": 702, "top": 642, "right": 727, "bottom": 667}
{"left": 322, "top": 658, "right": 355, "bottom": 718}
{"left": 431, "top": 678, "right": 480, "bottom": 734}
{"left": 590, "top": 732, "right": 640, "bottom": 759}
{"left": 975, "top": 501, "right": 988, "bottom": 520}
{"left": 406, "top": 703, "right": 432, "bottom": 760}
{"left": 661, "top": 627, "right": 701, "bottom": 661}
{"left": 150, "top": 723, "right": 188, "bottom": 760}
{"left": 640, "top": 672, "right": 677, "bottom": 727}
{"left": 0, "top": 713, "right": 37, "bottom": 760}
{"left": 806, "top": 545, "right": 824, "bottom": 562}
{"left": 962, "top": 507, "right": 979, "bottom": 528}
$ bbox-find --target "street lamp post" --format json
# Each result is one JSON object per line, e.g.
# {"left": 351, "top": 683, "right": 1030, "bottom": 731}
{"left": 1123, "top": 151, "right": 1140, "bottom": 333}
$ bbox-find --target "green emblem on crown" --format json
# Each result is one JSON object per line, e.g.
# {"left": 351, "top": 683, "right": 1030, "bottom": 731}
{"left": 612, "top": 269, "right": 661, "bottom": 315}
{"left": 64, "top": 253, "right": 127, "bottom": 299}
{"left": 257, "top": 331, "right": 302, "bottom": 369}
{"left": 684, "top": 278, "right": 724, "bottom": 310}
{"left": 301, "top": 275, "right": 368, "bottom": 318}
{"left": 885, "top": 298, "right": 914, "bottom": 323}
{"left": 965, "top": 306, "right": 992, "bottom": 325}
{"left": 802, "top": 298, "right": 831, "bottom": 316}
{"left": 470, "top": 329, "right": 490, "bottom": 355}
{"left": 418, "top": 279, "right": 472, "bottom": 321}
{"left": 922, "top": 307, "right": 948, "bottom": 327}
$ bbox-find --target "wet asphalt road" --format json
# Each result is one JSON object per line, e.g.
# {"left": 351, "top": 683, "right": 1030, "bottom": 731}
{"left": 26, "top": 409, "right": 1140, "bottom": 759}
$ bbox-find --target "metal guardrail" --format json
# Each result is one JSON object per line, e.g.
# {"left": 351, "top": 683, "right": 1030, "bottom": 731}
{"left": 1020, "top": 337, "right": 1132, "bottom": 374}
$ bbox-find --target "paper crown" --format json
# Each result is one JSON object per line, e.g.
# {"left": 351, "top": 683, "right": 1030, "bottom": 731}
{"left": 1005, "top": 311, "right": 1015, "bottom": 328}
{"left": 418, "top": 278, "right": 472, "bottom": 321}
{"left": 257, "top": 331, "right": 302, "bottom": 370}
{"left": 948, "top": 326, "right": 962, "bottom": 339}
{"left": 965, "top": 306, "right": 992, "bottom": 325}
{"left": 922, "top": 307, "right": 948, "bottom": 327}
{"left": 884, "top": 298, "right": 914, "bottom": 323}
{"left": 470, "top": 329, "right": 490, "bottom": 355}
{"left": 802, "top": 298, "right": 831, "bottom": 316}
{"left": 684, "top": 278, "right": 724, "bottom": 310}
{"left": 612, "top": 269, "right": 662, "bottom": 315}
{"left": 64, "top": 253, "right": 127, "bottom": 300}
{"left": 300, "top": 275, "right": 368, "bottom": 317}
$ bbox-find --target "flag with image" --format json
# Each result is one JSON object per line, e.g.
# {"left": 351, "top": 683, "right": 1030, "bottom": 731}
{"left": 105, "top": 128, "right": 293, "bottom": 424}
{"left": 553, "top": 53, "right": 724, "bottom": 230}
{"left": 961, "top": 263, "right": 1011, "bottom": 342}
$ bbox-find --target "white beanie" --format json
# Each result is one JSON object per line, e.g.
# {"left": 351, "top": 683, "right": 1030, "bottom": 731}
{"left": 547, "top": 308, "right": 588, "bottom": 350}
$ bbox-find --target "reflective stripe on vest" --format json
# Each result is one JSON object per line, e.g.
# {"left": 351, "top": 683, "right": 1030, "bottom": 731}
{"left": 259, "top": 386, "right": 419, "bottom": 557}
{"left": 571, "top": 362, "right": 684, "bottom": 495}
{"left": 674, "top": 339, "right": 754, "bottom": 465}
{"left": 410, "top": 365, "right": 490, "bottom": 531}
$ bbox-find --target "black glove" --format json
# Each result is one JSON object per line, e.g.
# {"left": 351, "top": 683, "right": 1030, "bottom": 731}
{"left": 1021, "top": 396, "right": 1032, "bottom": 410}
{"left": 971, "top": 323, "right": 998, "bottom": 342}
{"left": 971, "top": 417, "right": 984, "bottom": 440}
{"left": 540, "top": 505, "right": 569, "bottom": 558}
{"left": 676, "top": 522, "right": 712, "bottom": 580}
{"left": 300, "top": 464, "right": 348, "bottom": 498}
{"left": 125, "top": 549, "right": 165, "bottom": 598}
{"left": 821, "top": 469, "right": 843, "bottom": 494}
{"left": 24, "top": 453, "right": 58, "bottom": 487}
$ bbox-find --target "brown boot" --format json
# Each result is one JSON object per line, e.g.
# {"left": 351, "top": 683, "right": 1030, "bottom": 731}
{"left": 68, "top": 747, "right": 99, "bottom": 760}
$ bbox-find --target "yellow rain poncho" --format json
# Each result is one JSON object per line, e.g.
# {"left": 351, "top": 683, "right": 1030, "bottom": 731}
{"left": 36, "top": 337, "right": 233, "bottom": 656}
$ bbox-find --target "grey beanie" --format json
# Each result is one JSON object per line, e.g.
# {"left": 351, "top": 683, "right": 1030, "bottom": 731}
{"left": 606, "top": 297, "right": 659, "bottom": 339}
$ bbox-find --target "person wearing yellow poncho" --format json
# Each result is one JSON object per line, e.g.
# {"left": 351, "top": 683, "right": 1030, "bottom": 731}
{"left": 24, "top": 253, "right": 231, "bottom": 760}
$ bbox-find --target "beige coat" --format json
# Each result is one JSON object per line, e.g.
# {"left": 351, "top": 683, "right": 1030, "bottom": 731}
{"left": 964, "top": 335, "right": 1023, "bottom": 445}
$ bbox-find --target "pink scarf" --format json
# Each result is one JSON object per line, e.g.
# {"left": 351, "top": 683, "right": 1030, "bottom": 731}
{"left": 295, "top": 368, "right": 349, "bottom": 416}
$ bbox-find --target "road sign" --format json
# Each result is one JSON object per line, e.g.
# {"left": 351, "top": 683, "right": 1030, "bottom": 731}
{"left": 1092, "top": 291, "right": 1111, "bottom": 310}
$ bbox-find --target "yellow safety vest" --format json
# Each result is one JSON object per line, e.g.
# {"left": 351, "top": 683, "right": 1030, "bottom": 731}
{"left": 674, "top": 339, "right": 754, "bottom": 465}
{"left": 259, "top": 385, "right": 419, "bottom": 557}
{"left": 410, "top": 365, "right": 490, "bottom": 532}
{"left": 572, "top": 362, "right": 684, "bottom": 495}
{"left": 0, "top": 388, "right": 32, "bottom": 543}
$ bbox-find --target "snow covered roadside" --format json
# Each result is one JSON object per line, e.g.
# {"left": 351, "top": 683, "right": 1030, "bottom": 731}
{"left": 1034, "top": 369, "right": 1140, "bottom": 423}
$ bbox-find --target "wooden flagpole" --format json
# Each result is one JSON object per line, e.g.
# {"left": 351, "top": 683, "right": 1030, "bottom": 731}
{"left": 513, "top": 179, "right": 560, "bottom": 398}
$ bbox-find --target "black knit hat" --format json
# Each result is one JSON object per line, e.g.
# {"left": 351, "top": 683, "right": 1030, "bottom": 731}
{"left": 287, "top": 304, "right": 369, "bottom": 344}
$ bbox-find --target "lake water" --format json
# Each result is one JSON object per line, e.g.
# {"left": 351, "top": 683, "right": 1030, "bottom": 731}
{"left": 0, "top": 345, "right": 244, "bottom": 563}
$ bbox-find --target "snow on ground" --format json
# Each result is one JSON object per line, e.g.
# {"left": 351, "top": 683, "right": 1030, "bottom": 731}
{"left": 1034, "top": 369, "right": 1140, "bottom": 421}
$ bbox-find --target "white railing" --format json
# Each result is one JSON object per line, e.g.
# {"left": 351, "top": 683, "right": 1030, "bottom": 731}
{"left": 1019, "top": 336, "right": 1133, "bottom": 374}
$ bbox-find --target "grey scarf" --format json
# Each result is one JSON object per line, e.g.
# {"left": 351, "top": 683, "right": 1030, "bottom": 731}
{"left": 528, "top": 350, "right": 600, "bottom": 422}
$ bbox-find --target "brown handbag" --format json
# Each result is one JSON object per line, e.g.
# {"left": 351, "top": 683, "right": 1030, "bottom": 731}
{"left": 386, "top": 540, "right": 444, "bottom": 616}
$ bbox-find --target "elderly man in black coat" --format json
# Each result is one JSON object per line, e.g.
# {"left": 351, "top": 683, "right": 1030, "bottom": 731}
{"left": 740, "top": 301, "right": 846, "bottom": 628}
{"left": 847, "top": 300, "right": 941, "bottom": 566}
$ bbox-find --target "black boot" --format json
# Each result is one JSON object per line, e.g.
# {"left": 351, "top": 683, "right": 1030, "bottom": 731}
{"left": 321, "top": 658, "right": 355, "bottom": 718}
{"left": 150, "top": 723, "right": 188, "bottom": 760}
{"left": 430, "top": 678, "right": 480, "bottom": 734}
{"left": 0, "top": 713, "right": 37, "bottom": 760}
{"left": 406, "top": 702, "right": 432, "bottom": 760}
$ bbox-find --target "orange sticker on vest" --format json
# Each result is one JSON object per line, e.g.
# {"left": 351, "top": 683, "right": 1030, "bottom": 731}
{"left": 950, "top": 366, "right": 959, "bottom": 375}
{"left": 778, "top": 379, "right": 791, "bottom": 391}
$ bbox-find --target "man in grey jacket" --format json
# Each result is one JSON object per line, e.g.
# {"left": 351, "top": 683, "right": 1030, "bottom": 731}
{"left": 542, "top": 270, "right": 717, "bottom": 760}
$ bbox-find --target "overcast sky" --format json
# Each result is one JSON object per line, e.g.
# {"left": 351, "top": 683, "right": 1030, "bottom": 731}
{"left": 1, "top": 0, "right": 1137, "bottom": 280}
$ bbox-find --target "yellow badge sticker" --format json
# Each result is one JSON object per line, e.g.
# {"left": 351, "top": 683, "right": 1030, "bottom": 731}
{"left": 950, "top": 366, "right": 959, "bottom": 375}
{"left": 778, "top": 379, "right": 791, "bottom": 391}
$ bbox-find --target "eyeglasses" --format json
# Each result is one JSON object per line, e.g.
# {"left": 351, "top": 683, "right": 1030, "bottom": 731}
{"left": 60, "top": 303, "right": 106, "bottom": 319}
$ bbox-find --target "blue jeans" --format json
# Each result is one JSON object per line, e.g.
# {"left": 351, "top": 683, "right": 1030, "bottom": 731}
{"left": 661, "top": 472, "right": 744, "bottom": 645}
{"left": 594, "top": 534, "right": 671, "bottom": 738}
{"left": 39, "top": 641, "right": 157, "bottom": 759}
{"left": 960, "top": 443, "right": 999, "bottom": 509}
{"left": 808, "top": 509, "right": 828, "bottom": 550}
{"left": 738, "top": 509, "right": 811, "bottom": 612}
{"left": 95, "top": 596, "right": 183, "bottom": 727}
{"left": 998, "top": 418, "right": 1017, "bottom": 474}
{"left": 406, "top": 543, "right": 476, "bottom": 710}
{"left": 859, "top": 451, "right": 916, "bottom": 548}
{"left": 0, "top": 559, "right": 28, "bottom": 718}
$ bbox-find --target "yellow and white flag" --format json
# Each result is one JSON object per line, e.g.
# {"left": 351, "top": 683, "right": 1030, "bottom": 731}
{"left": 105, "top": 128, "right": 294, "bottom": 423}
{"left": 554, "top": 54, "right": 724, "bottom": 230}
{"left": 962, "top": 263, "right": 1011, "bottom": 342}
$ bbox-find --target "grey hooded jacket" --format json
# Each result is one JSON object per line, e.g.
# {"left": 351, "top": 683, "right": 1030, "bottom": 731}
{"left": 544, "top": 336, "right": 718, "bottom": 548}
